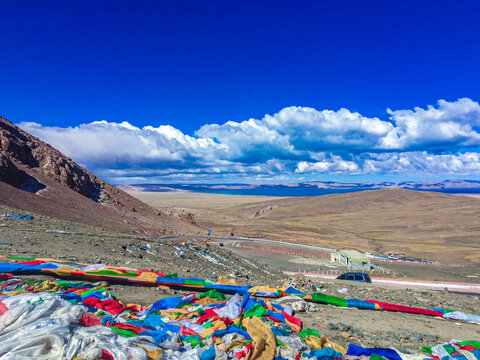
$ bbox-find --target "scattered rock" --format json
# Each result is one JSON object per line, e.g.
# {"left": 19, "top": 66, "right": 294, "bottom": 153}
{"left": 350, "top": 328, "right": 364, "bottom": 338}
{"left": 306, "top": 303, "right": 321, "bottom": 312}
{"left": 291, "top": 301, "right": 306, "bottom": 312}
{"left": 251, "top": 205, "right": 278, "bottom": 218}
{"left": 337, "top": 323, "right": 350, "bottom": 331}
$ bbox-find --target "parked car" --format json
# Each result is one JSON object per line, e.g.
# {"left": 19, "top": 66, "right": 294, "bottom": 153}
{"left": 336, "top": 272, "right": 372, "bottom": 283}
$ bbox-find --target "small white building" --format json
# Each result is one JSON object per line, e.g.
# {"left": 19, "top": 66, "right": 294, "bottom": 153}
{"left": 331, "top": 249, "right": 371, "bottom": 271}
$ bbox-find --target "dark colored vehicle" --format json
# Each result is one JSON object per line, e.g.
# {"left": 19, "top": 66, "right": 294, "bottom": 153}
{"left": 336, "top": 272, "right": 372, "bottom": 283}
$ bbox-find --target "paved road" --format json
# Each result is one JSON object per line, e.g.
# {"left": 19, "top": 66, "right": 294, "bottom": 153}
{"left": 283, "top": 271, "right": 480, "bottom": 294}
{"left": 159, "top": 234, "right": 336, "bottom": 253}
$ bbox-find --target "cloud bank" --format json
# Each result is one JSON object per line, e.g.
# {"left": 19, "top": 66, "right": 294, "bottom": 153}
{"left": 18, "top": 98, "right": 480, "bottom": 183}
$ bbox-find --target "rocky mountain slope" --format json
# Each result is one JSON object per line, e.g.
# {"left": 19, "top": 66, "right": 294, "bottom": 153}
{"left": 0, "top": 151, "right": 27, "bottom": 188}
{"left": 0, "top": 116, "right": 198, "bottom": 235}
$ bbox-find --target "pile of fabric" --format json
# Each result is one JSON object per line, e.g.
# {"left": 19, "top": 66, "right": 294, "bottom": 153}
{"left": 1, "top": 274, "right": 478, "bottom": 360}
{"left": 0, "top": 257, "right": 479, "bottom": 360}
{"left": 422, "top": 341, "right": 480, "bottom": 360}
{"left": 0, "top": 257, "right": 479, "bottom": 325}
{"left": 0, "top": 274, "right": 347, "bottom": 359}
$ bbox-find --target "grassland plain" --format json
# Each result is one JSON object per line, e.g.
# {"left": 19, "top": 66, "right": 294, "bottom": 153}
{"left": 128, "top": 189, "right": 480, "bottom": 265}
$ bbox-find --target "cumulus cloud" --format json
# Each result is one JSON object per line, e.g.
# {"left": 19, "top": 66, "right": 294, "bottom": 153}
{"left": 18, "top": 98, "right": 480, "bottom": 183}
{"left": 21, "top": 120, "right": 225, "bottom": 169}
{"left": 263, "top": 106, "right": 393, "bottom": 151}
{"left": 380, "top": 98, "right": 480, "bottom": 150}
{"left": 196, "top": 106, "right": 394, "bottom": 156}
{"left": 296, "top": 155, "right": 360, "bottom": 174}
{"left": 296, "top": 152, "right": 480, "bottom": 175}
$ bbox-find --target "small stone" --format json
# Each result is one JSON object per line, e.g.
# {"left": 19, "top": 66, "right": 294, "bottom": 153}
{"left": 291, "top": 301, "right": 306, "bottom": 312}
{"left": 328, "top": 323, "right": 337, "bottom": 330}
{"left": 337, "top": 323, "right": 350, "bottom": 331}
{"left": 341, "top": 331, "right": 350, "bottom": 339}
{"left": 424, "top": 334, "right": 439, "bottom": 342}
{"left": 351, "top": 328, "right": 364, "bottom": 338}
{"left": 306, "top": 303, "right": 321, "bottom": 312}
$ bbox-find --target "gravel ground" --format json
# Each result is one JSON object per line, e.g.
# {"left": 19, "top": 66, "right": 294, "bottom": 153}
{"left": 0, "top": 204, "right": 283, "bottom": 286}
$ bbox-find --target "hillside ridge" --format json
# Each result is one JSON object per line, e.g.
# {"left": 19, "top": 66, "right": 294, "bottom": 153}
{"left": 0, "top": 116, "right": 198, "bottom": 235}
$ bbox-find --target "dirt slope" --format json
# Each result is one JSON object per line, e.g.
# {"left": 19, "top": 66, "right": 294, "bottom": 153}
{"left": 0, "top": 116, "right": 198, "bottom": 235}
{"left": 235, "top": 188, "right": 480, "bottom": 217}
{"left": 235, "top": 189, "right": 480, "bottom": 263}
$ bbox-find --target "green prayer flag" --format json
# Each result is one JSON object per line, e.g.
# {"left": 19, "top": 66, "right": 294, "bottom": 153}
{"left": 311, "top": 292, "right": 348, "bottom": 307}
{"left": 370, "top": 355, "right": 388, "bottom": 360}
{"left": 110, "top": 327, "right": 138, "bottom": 338}
{"left": 184, "top": 335, "right": 203, "bottom": 348}
{"left": 299, "top": 328, "right": 320, "bottom": 339}
{"left": 243, "top": 304, "right": 268, "bottom": 318}
{"left": 198, "top": 289, "right": 226, "bottom": 301}
{"left": 458, "top": 341, "right": 480, "bottom": 349}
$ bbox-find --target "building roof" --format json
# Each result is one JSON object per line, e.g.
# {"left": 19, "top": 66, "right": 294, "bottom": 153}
{"left": 339, "top": 249, "right": 370, "bottom": 261}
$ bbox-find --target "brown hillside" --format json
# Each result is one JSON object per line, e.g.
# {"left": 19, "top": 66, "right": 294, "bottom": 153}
{"left": 160, "top": 189, "right": 480, "bottom": 264}
{"left": 240, "top": 189, "right": 480, "bottom": 263}
{"left": 0, "top": 116, "right": 198, "bottom": 235}
{"left": 236, "top": 188, "right": 480, "bottom": 217}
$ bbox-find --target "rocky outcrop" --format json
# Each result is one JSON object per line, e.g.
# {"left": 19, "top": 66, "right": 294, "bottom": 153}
{"left": 251, "top": 205, "right": 278, "bottom": 218}
{"left": 162, "top": 208, "right": 197, "bottom": 225}
{"left": 0, "top": 117, "right": 104, "bottom": 201}
{"left": 0, "top": 151, "right": 27, "bottom": 188}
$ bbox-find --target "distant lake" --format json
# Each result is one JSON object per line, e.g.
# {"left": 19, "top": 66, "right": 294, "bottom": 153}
{"left": 134, "top": 184, "right": 480, "bottom": 197}
{"left": 173, "top": 187, "right": 375, "bottom": 197}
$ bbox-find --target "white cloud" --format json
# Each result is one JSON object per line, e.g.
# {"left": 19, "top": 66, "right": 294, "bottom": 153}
{"left": 296, "top": 152, "right": 480, "bottom": 176}
{"left": 196, "top": 118, "right": 294, "bottom": 161}
{"left": 20, "top": 121, "right": 224, "bottom": 169}
{"left": 295, "top": 156, "right": 360, "bottom": 174}
{"left": 263, "top": 106, "right": 393, "bottom": 151}
{"left": 380, "top": 98, "right": 480, "bottom": 150}
{"left": 362, "top": 151, "right": 480, "bottom": 175}
{"left": 17, "top": 98, "right": 480, "bottom": 182}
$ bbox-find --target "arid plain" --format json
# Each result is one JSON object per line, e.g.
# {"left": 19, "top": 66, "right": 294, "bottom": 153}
{"left": 126, "top": 188, "right": 480, "bottom": 268}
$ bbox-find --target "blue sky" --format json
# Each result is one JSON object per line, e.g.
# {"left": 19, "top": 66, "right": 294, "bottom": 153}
{"left": 2, "top": 1, "right": 480, "bottom": 184}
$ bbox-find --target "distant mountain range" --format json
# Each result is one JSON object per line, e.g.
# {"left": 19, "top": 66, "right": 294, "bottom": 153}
{"left": 124, "top": 180, "right": 480, "bottom": 197}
